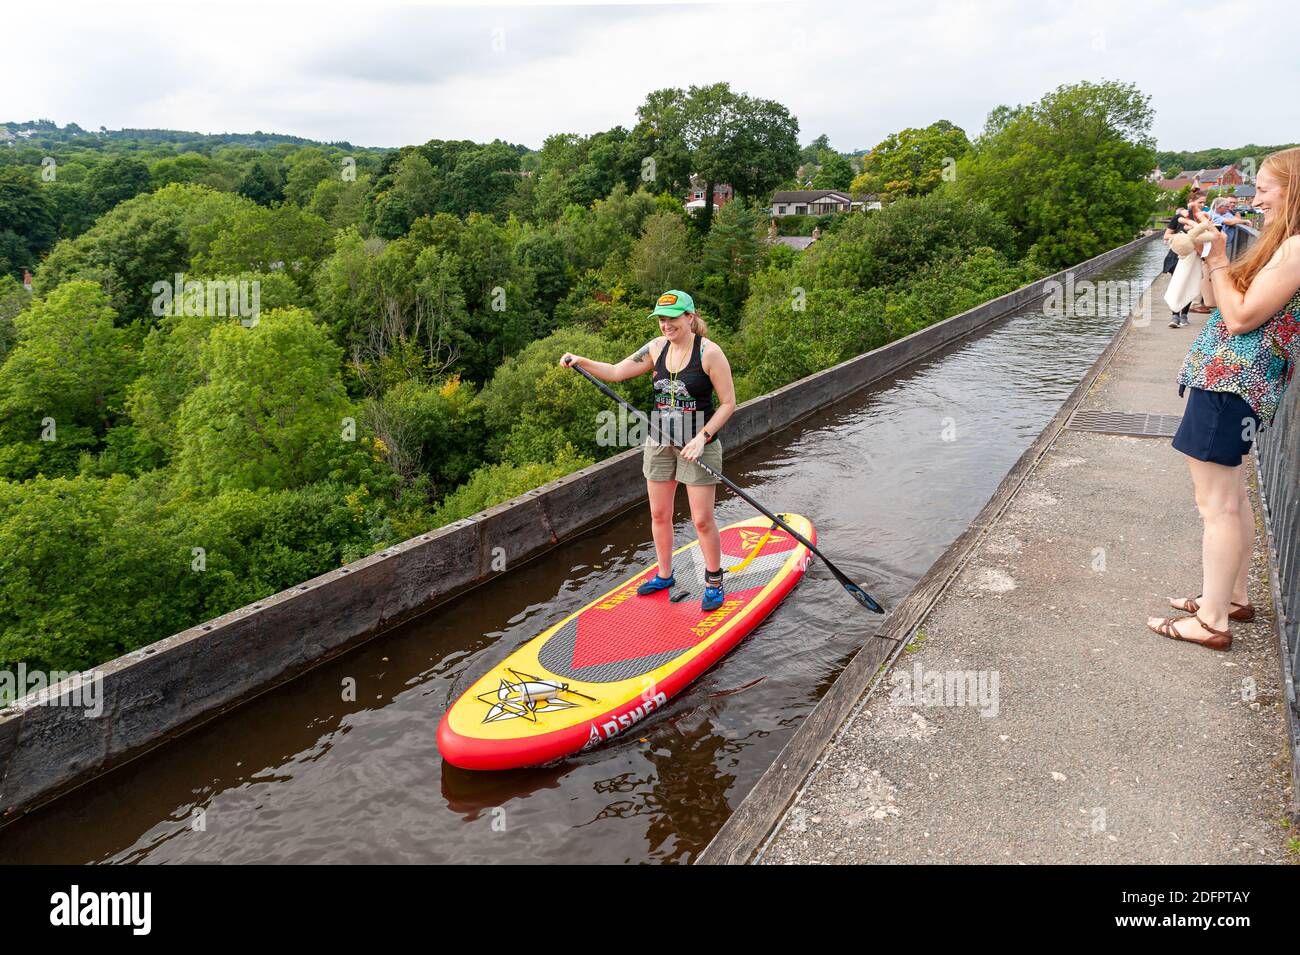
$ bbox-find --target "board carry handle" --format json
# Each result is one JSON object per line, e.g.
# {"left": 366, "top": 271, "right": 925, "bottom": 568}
{"left": 725, "top": 520, "right": 780, "bottom": 574}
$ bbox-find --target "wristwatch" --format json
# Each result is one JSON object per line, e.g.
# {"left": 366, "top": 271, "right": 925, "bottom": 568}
{"left": 702, "top": 428, "right": 713, "bottom": 442}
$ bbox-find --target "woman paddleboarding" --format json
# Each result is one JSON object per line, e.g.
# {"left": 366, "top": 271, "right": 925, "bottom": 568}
{"left": 560, "top": 289, "right": 737, "bottom": 612}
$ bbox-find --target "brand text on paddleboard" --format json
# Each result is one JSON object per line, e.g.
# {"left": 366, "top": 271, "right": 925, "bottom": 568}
{"left": 590, "top": 691, "right": 669, "bottom": 742}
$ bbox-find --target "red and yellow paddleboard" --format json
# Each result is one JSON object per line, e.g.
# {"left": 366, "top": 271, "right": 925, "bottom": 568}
{"left": 437, "top": 514, "right": 815, "bottom": 770}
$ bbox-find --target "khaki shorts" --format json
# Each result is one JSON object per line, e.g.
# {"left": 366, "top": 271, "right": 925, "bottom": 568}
{"left": 642, "top": 438, "right": 723, "bottom": 485}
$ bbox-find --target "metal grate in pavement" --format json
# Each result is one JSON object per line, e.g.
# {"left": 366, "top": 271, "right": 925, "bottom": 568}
{"left": 1065, "top": 410, "right": 1182, "bottom": 438}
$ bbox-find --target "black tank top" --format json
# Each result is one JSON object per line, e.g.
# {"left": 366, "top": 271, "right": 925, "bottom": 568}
{"left": 651, "top": 334, "right": 714, "bottom": 445}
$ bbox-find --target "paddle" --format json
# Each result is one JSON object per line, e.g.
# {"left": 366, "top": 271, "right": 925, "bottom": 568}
{"left": 568, "top": 361, "right": 886, "bottom": 614}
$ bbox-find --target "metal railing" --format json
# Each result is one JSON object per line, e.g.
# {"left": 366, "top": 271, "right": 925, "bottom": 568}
{"left": 1243, "top": 223, "right": 1300, "bottom": 806}
{"left": 1256, "top": 382, "right": 1299, "bottom": 801}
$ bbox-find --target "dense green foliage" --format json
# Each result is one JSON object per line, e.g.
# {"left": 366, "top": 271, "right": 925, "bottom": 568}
{"left": 850, "top": 120, "right": 971, "bottom": 201}
{"left": 0, "top": 124, "right": 386, "bottom": 278}
{"left": 0, "top": 82, "right": 1168, "bottom": 675}
{"left": 738, "top": 194, "right": 1037, "bottom": 394}
{"left": 1155, "top": 143, "right": 1299, "bottom": 175}
{"left": 954, "top": 80, "right": 1159, "bottom": 268}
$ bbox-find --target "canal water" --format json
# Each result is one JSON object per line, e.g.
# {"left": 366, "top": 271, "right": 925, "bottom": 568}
{"left": 0, "top": 242, "right": 1165, "bottom": 864}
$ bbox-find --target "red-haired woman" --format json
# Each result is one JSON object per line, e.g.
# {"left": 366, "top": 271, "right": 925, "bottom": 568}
{"left": 1149, "top": 148, "right": 1300, "bottom": 650}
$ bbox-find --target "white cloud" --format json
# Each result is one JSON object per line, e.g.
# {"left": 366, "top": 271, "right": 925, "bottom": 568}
{"left": 2, "top": 0, "right": 1295, "bottom": 151}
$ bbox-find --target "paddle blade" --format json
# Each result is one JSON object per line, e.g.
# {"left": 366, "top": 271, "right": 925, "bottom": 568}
{"left": 843, "top": 581, "right": 885, "bottom": 614}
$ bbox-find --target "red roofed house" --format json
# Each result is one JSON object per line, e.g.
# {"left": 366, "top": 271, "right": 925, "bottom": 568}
{"left": 1158, "top": 164, "right": 1248, "bottom": 192}
{"left": 684, "top": 175, "right": 734, "bottom": 214}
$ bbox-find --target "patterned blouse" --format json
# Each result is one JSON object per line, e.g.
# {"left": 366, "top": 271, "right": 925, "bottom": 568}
{"left": 1178, "top": 285, "right": 1300, "bottom": 424}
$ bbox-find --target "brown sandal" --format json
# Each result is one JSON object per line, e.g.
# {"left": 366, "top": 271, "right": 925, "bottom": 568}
{"left": 1148, "top": 613, "right": 1232, "bottom": 651}
{"left": 1169, "top": 595, "right": 1255, "bottom": 622}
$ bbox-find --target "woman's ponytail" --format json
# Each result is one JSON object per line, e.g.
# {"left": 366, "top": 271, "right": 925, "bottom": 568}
{"left": 689, "top": 312, "right": 709, "bottom": 338}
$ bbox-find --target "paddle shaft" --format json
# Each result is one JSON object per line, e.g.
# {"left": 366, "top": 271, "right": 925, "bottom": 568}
{"left": 568, "top": 361, "right": 884, "bottom": 612}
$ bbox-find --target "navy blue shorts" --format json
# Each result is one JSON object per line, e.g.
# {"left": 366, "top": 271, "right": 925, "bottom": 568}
{"left": 1172, "top": 387, "right": 1260, "bottom": 466}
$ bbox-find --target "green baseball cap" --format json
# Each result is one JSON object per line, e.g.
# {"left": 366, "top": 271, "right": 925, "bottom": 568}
{"left": 649, "top": 289, "right": 695, "bottom": 319}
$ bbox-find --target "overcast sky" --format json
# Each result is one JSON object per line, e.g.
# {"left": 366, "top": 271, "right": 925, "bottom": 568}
{"left": 4, "top": 0, "right": 1296, "bottom": 154}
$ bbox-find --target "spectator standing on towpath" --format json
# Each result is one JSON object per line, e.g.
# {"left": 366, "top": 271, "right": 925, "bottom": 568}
{"left": 1164, "top": 204, "right": 1194, "bottom": 327}
{"left": 1221, "top": 196, "right": 1252, "bottom": 259}
{"left": 1148, "top": 147, "right": 1300, "bottom": 651}
{"left": 1187, "top": 190, "right": 1217, "bottom": 315}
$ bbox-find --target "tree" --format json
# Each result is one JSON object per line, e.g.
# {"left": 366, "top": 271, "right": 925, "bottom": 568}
{"left": 477, "top": 328, "right": 626, "bottom": 464}
{"left": 33, "top": 184, "right": 256, "bottom": 323}
{"left": 798, "top": 134, "right": 832, "bottom": 168}
{"left": 0, "top": 281, "right": 135, "bottom": 434}
{"left": 955, "top": 80, "right": 1159, "bottom": 268}
{"left": 0, "top": 281, "right": 136, "bottom": 478}
{"left": 677, "top": 83, "right": 801, "bottom": 233}
{"left": 440, "top": 141, "right": 520, "bottom": 217}
{"left": 329, "top": 236, "right": 442, "bottom": 384}
{"left": 629, "top": 211, "right": 694, "bottom": 296}
{"left": 739, "top": 244, "right": 1040, "bottom": 394}
{"left": 512, "top": 223, "right": 571, "bottom": 328}
{"left": 150, "top": 153, "right": 223, "bottom": 189}
{"left": 237, "top": 155, "right": 285, "bottom": 205}
{"left": 195, "top": 203, "right": 333, "bottom": 284}
{"left": 696, "top": 198, "right": 763, "bottom": 329}
{"left": 313, "top": 226, "right": 383, "bottom": 347}
{"left": 740, "top": 278, "right": 888, "bottom": 393}
{"left": 0, "top": 275, "right": 26, "bottom": 363}
{"left": 361, "top": 375, "right": 484, "bottom": 497}
{"left": 430, "top": 447, "right": 592, "bottom": 527}
{"left": 45, "top": 180, "right": 96, "bottom": 240}
{"left": 173, "top": 308, "right": 356, "bottom": 493}
{"left": 807, "top": 190, "right": 1015, "bottom": 292}
{"left": 850, "top": 120, "right": 971, "bottom": 201}
{"left": 455, "top": 213, "right": 513, "bottom": 315}
{"left": 562, "top": 183, "right": 657, "bottom": 273}
{"left": 634, "top": 84, "right": 801, "bottom": 233}
{"left": 369, "top": 151, "right": 438, "bottom": 238}
{"left": 85, "top": 156, "right": 152, "bottom": 215}
{"left": 412, "top": 246, "right": 474, "bottom": 378}
{"left": 530, "top": 129, "right": 640, "bottom": 216}
{"left": 722, "top": 91, "right": 803, "bottom": 201}
{"left": 502, "top": 171, "right": 539, "bottom": 223}
{"left": 0, "top": 166, "right": 55, "bottom": 276}
{"left": 124, "top": 309, "right": 230, "bottom": 465}
{"left": 0, "top": 471, "right": 385, "bottom": 673}
{"left": 284, "top": 152, "right": 336, "bottom": 206}
{"left": 125, "top": 271, "right": 302, "bottom": 463}
{"left": 811, "top": 148, "right": 855, "bottom": 190}
{"left": 309, "top": 175, "right": 369, "bottom": 230}
{"left": 0, "top": 473, "right": 164, "bottom": 670}
{"left": 631, "top": 88, "right": 695, "bottom": 201}
{"left": 571, "top": 127, "right": 640, "bottom": 206}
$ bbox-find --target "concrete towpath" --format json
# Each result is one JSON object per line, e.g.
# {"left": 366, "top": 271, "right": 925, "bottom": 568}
{"left": 759, "top": 273, "right": 1294, "bottom": 864}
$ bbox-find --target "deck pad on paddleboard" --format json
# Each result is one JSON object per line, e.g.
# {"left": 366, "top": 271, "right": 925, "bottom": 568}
{"left": 438, "top": 514, "right": 814, "bottom": 770}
